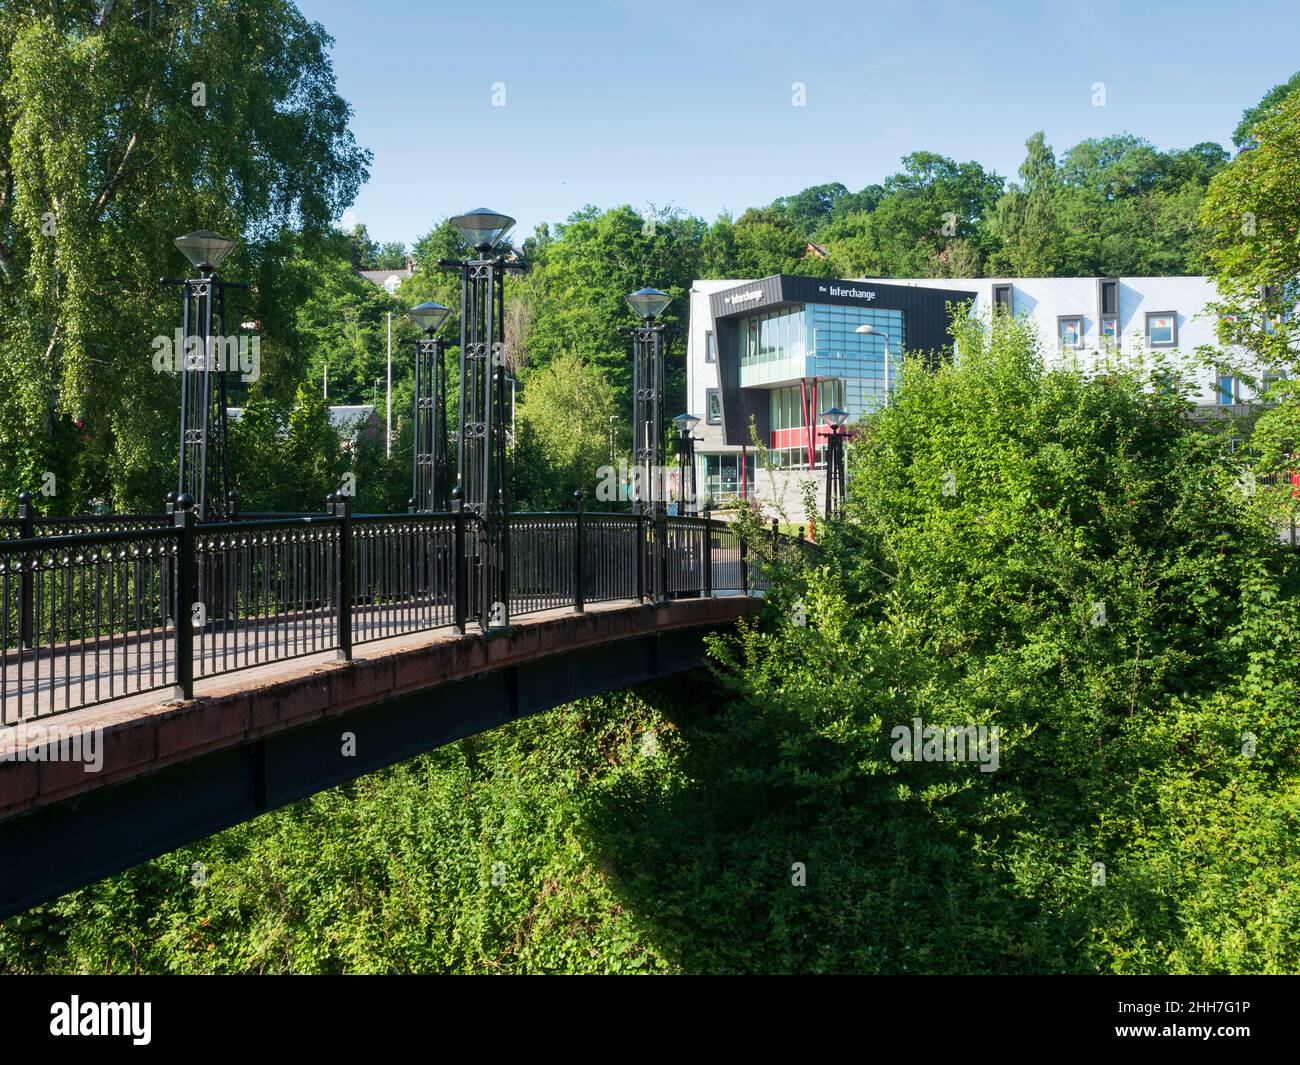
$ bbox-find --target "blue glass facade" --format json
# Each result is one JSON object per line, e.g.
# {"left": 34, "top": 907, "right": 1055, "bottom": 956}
{"left": 738, "top": 302, "right": 905, "bottom": 417}
{"left": 811, "top": 303, "right": 903, "bottom": 416}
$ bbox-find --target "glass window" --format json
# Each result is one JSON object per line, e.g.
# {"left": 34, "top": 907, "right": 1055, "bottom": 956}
{"left": 1058, "top": 317, "right": 1083, "bottom": 349}
{"left": 1101, "top": 317, "right": 1118, "bottom": 347}
{"left": 1217, "top": 375, "right": 1237, "bottom": 406}
{"left": 705, "top": 331, "right": 716, "bottom": 363}
{"left": 1146, "top": 312, "right": 1176, "bottom": 347}
{"left": 706, "top": 388, "right": 722, "bottom": 424}
{"left": 1099, "top": 279, "right": 1118, "bottom": 316}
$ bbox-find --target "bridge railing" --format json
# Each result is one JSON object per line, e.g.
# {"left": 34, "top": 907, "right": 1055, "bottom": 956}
{"left": 582, "top": 513, "right": 639, "bottom": 605}
{"left": 0, "top": 527, "right": 179, "bottom": 722}
{"left": 509, "top": 512, "right": 578, "bottom": 617}
{"left": 190, "top": 516, "right": 341, "bottom": 681}
{"left": 350, "top": 513, "right": 456, "bottom": 645}
{"left": 0, "top": 513, "right": 171, "bottom": 541}
{"left": 0, "top": 497, "right": 806, "bottom": 724}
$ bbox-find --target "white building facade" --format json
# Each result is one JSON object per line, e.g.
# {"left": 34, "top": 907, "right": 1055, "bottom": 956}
{"left": 686, "top": 274, "right": 1259, "bottom": 524}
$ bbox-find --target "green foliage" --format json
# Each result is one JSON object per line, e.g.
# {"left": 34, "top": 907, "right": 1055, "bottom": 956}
{"left": 300, "top": 238, "right": 400, "bottom": 406}
{"left": 1233, "top": 69, "right": 1300, "bottom": 148}
{"left": 512, "top": 352, "right": 617, "bottom": 510}
{"left": 820, "top": 151, "right": 1004, "bottom": 278}
{"left": 0, "top": 0, "right": 369, "bottom": 511}
{"left": 989, "top": 133, "right": 1225, "bottom": 277}
{"left": 521, "top": 205, "right": 700, "bottom": 403}
{"left": 707, "top": 312, "right": 1300, "bottom": 972}
{"left": 1201, "top": 84, "right": 1300, "bottom": 374}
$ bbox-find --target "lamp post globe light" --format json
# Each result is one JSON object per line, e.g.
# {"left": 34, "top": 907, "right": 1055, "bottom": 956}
{"left": 822, "top": 407, "right": 849, "bottom": 517}
{"left": 408, "top": 301, "right": 452, "bottom": 513}
{"left": 672, "top": 412, "right": 701, "bottom": 516}
{"left": 438, "top": 209, "right": 527, "bottom": 630}
{"left": 167, "top": 230, "right": 246, "bottom": 522}
{"left": 626, "top": 288, "right": 672, "bottom": 601}
{"left": 855, "top": 323, "right": 893, "bottom": 406}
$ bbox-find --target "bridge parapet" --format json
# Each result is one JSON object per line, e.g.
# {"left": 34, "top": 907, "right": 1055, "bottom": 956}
{"left": 1, "top": 500, "right": 793, "bottom": 724}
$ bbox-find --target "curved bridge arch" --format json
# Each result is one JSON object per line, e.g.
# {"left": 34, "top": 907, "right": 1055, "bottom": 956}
{"left": 0, "top": 596, "right": 759, "bottom": 918}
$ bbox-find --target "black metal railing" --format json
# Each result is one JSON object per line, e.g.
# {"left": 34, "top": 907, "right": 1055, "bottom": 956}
{"left": 191, "top": 516, "right": 341, "bottom": 680}
{"left": 0, "top": 494, "right": 805, "bottom": 724}
{"left": 0, "top": 527, "right": 178, "bottom": 722}
{"left": 509, "top": 513, "right": 578, "bottom": 617}
{"left": 350, "top": 513, "right": 456, "bottom": 645}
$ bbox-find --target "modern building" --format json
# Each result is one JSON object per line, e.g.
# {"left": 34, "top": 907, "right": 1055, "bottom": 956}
{"left": 686, "top": 274, "right": 1263, "bottom": 523}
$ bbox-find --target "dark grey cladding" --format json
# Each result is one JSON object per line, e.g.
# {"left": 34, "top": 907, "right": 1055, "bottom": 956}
{"left": 706, "top": 275, "right": 977, "bottom": 446}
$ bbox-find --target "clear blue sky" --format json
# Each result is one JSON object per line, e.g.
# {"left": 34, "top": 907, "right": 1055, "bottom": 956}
{"left": 296, "top": 0, "right": 1300, "bottom": 248}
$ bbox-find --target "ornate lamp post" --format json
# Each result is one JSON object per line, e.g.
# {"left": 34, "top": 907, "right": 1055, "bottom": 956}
{"left": 822, "top": 407, "right": 849, "bottom": 517}
{"left": 626, "top": 287, "right": 672, "bottom": 601}
{"left": 672, "top": 412, "right": 701, "bottom": 516}
{"left": 626, "top": 287, "right": 670, "bottom": 603}
{"left": 439, "top": 208, "right": 526, "bottom": 629}
{"left": 166, "top": 231, "right": 245, "bottom": 521}
{"left": 408, "top": 301, "right": 452, "bottom": 513}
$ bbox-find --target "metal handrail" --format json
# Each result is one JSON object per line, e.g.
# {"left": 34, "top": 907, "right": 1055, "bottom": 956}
{"left": 0, "top": 502, "right": 788, "bottom": 724}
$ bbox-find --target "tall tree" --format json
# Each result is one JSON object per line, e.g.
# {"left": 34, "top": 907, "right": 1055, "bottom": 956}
{"left": 821, "top": 152, "right": 1003, "bottom": 278}
{"left": 0, "top": 0, "right": 369, "bottom": 510}
{"left": 988, "top": 132, "right": 1063, "bottom": 276}
{"left": 1202, "top": 82, "right": 1300, "bottom": 517}
{"left": 1233, "top": 70, "right": 1300, "bottom": 148}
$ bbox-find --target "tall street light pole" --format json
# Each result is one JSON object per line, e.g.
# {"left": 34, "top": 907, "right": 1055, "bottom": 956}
{"left": 386, "top": 311, "right": 393, "bottom": 458}
{"left": 165, "top": 230, "right": 244, "bottom": 522}
{"left": 856, "top": 323, "right": 892, "bottom": 407}
{"left": 626, "top": 287, "right": 673, "bottom": 601}
{"left": 408, "top": 301, "right": 452, "bottom": 513}
{"left": 439, "top": 208, "right": 526, "bottom": 630}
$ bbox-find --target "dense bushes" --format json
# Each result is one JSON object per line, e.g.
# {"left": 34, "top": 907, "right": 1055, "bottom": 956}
{"left": 3, "top": 314, "right": 1298, "bottom": 973}
{"left": 713, "top": 313, "right": 1300, "bottom": 972}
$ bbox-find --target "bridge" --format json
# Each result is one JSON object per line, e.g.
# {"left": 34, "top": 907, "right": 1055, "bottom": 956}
{"left": 0, "top": 495, "right": 791, "bottom": 918}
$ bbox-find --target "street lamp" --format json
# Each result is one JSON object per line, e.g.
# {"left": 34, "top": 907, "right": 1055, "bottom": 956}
{"left": 821, "top": 407, "right": 849, "bottom": 517}
{"left": 408, "top": 300, "right": 451, "bottom": 513}
{"left": 438, "top": 209, "right": 526, "bottom": 629}
{"left": 855, "top": 323, "right": 893, "bottom": 407}
{"left": 627, "top": 288, "right": 672, "bottom": 601}
{"left": 165, "top": 230, "right": 246, "bottom": 521}
{"left": 672, "top": 412, "right": 701, "bottom": 516}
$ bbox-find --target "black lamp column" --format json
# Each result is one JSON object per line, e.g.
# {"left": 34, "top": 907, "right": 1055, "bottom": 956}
{"left": 822, "top": 407, "right": 849, "bottom": 517}
{"left": 439, "top": 209, "right": 526, "bottom": 630}
{"left": 166, "top": 231, "right": 245, "bottom": 522}
{"left": 627, "top": 288, "right": 672, "bottom": 601}
{"left": 408, "top": 301, "right": 452, "bottom": 512}
{"left": 673, "top": 412, "right": 701, "bottom": 516}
